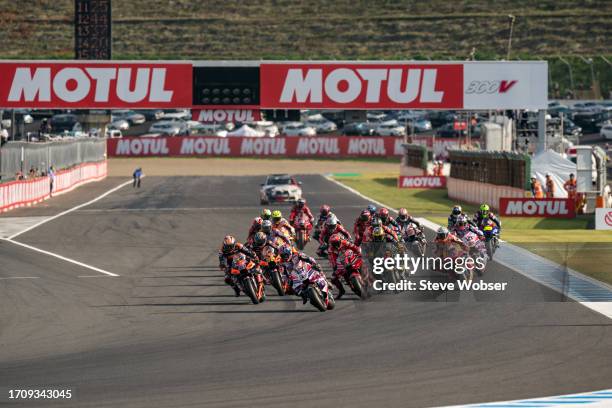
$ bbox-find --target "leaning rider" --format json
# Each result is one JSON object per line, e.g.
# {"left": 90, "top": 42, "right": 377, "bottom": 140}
{"left": 271, "top": 210, "right": 295, "bottom": 237}
{"left": 472, "top": 204, "right": 501, "bottom": 235}
{"left": 277, "top": 244, "right": 323, "bottom": 304}
{"left": 219, "top": 235, "right": 259, "bottom": 296}
{"left": 328, "top": 234, "right": 362, "bottom": 299}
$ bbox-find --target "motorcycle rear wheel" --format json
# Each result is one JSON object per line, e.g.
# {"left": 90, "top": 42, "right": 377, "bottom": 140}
{"left": 350, "top": 275, "right": 366, "bottom": 299}
{"left": 269, "top": 270, "right": 285, "bottom": 296}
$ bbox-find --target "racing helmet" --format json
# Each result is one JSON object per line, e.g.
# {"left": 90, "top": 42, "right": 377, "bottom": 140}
{"left": 456, "top": 215, "right": 468, "bottom": 230}
{"left": 359, "top": 210, "right": 370, "bottom": 222}
{"left": 261, "top": 208, "right": 272, "bottom": 220}
{"left": 436, "top": 227, "right": 449, "bottom": 240}
{"left": 271, "top": 210, "right": 282, "bottom": 223}
{"left": 367, "top": 204, "right": 377, "bottom": 215}
{"left": 326, "top": 214, "right": 338, "bottom": 226}
{"left": 261, "top": 220, "right": 273, "bottom": 233}
{"left": 253, "top": 217, "right": 263, "bottom": 227}
{"left": 378, "top": 207, "right": 390, "bottom": 221}
{"left": 320, "top": 204, "right": 331, "bottom": 216}
{"left": 222, "top": 235, "right": 236, "bottom": 253}
{"left": 372, "top": 226, "right": 384, "bottom": 240}
{"left": 398, "top": 208, "right": 409, "bottom": 221}
{"left": 452, "top": 205, "right": 462, "bottom": 216}
{"left": 370, "top": 217, "right": 382, "bottom": 228}
{"left": 279, "top": 245, "right": 293, "bottom": 261}
{"left": 296, "top": 198, "right": 305, "bottom": 207}
{"left": 253, "top": 231, "right": 266, "bottom": 247}
{"left": 479, "top": 204, "right": 490, "bottom": 216}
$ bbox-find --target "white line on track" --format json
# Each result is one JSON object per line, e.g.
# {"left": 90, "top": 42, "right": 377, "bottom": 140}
{"left": 8, "top": 178, "right": 135, "bottom": 240}
{"left": 75, "top": 204, "right": 367, "bottom": 213}
{"left": 3, "top": 239, "right": 119, "bottom": 277}
{"left": 326, "top": 175, "right": 612, "bottom": 320}
{"left": 0, "top": 276, "right": 40, "bottom": 280}
{"left": 1, "top": 178, "right": 138, "bottom": 277}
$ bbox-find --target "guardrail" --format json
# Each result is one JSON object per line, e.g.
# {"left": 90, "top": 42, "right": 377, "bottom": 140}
{"left": 0, "top": 160, "right": 107, "bottom": 212}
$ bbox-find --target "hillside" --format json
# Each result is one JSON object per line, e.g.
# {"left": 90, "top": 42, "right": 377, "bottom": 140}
{"left": 0, "top": 1, "right": 610, "bottom": 95}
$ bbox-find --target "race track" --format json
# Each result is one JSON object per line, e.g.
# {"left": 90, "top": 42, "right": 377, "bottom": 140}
{"left": 1, "top": 175, "right": 611, "bottom": 408}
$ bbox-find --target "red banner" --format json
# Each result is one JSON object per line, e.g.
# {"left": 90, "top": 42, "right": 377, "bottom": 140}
{"left": 398, "top": 176, "right": 446, "bottom": 189}
{"left": 260, "top": 63, "right": 463, "bottom": 109}
{"left": 191, "top": 108, "right": 261, "bottom": 123}
{"left": 0, "top": 61, "right": 192, "bottom": 108}
{"left": 107, "top": 136, "right": 405, "bottom": 158}
{"left": 499, "top": 198, "right": 576, "bottom": 218}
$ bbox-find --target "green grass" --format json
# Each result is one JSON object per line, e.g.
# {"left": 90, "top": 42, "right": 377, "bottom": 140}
{"left": 335, "top": 173, "right": 612, "bottom": 285}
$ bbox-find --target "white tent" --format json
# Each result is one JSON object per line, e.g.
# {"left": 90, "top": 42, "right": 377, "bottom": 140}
{"left": 227, "top": 125, "right": 265, "bottom": 137}
{"left": 531, "top": 150, "right": 576, "bottom": 198}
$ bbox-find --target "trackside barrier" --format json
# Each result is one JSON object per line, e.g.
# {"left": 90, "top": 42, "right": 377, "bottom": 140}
{"left": 0, "top": 161, "right": 107, "bottom": 212}
{"left": 107, "top": 136, "right": 406, "bottom": 158}
{"left": 447, "top": 178, "right": 525, "bottom": 209}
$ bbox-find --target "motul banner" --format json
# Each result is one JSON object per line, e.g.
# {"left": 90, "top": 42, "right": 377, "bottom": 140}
{"left": 260, "top": 61, "right": 547, "bottom": 110}
{"left": 499, "top": 198, "right": 575, "bottom": 218}
{"left": 192, "top": 109, "right": 261, "bottom": 123}
{"left": 107, "top": 136, "right": 405, "bottom": 158}
{"left": 398, "top": 176, "right": 446, "bottom": 189}
{"left": 0, "top": 61, "right": 192, "bottom": 108}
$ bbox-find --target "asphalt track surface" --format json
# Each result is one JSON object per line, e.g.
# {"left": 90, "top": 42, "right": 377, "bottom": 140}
{"left": 1, "top": 175, "right": 611, "bottom": 408}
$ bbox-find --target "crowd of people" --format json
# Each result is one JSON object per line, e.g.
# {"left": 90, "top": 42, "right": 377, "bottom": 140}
{"left": 218, "top": 197, "right": 502, "bottom": 304}
{"left": 530, "top": 172, "right": 586, "bottom": 213}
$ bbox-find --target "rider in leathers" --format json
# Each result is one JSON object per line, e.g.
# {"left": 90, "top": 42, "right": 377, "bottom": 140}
{"left": 246, "top": 216, "right": 263, "bottom": 244}
{"left": 313, "top": 205, "right": 332, "bottom": 241}
{"left": 353, "top": 210, "right": 371, "bottom": 246}
{"left": 328, "top": 234, "right": 362, "bottom": 299}
{"left": 219, "top": 235, "right": 259, "bottom": 296}
{"left": 261, "top": 220, "right": 291, "bottom": 246}
{"left": 278, "top": 245, "right": 323, "bottom": 303}
{"left": 289, "top": 198, "right": 314, "bottom": 231}
{"left": 319, "top": 214, "right": 352, "bottom": 247}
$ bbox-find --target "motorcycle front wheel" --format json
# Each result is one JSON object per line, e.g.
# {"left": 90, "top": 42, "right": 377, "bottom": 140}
{"left": 307, "top": 286, "right": 327, "bottom": 312}
{"left": 241, "top": 276, "right": 259, "bottom": 305}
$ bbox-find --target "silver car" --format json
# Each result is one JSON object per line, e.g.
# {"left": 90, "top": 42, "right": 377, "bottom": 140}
{"left": 259, "top": 174, "right": 303, "bottom": 205}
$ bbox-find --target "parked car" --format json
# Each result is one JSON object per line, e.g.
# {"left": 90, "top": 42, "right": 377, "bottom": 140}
{"left": 562, "top": 118, "right": 582, "bottom": 137}
{"left": 187, "top": 121, "right": 234, "bottom": 135}
{"left": 162, "top": 109, "right": 191, "bottom": 120}
{"left": 248, "top": 121, "right": 279, "bottom": 137}
{"left": 573, "top": 111, "right": 611, "bottom": 133}
{"left": 109, "top": 119, "right": 130, "bottom": 131}
{"left": 436, "top": 123, "right": 467, "bottom": 138}
{"left": 402, "top": 118, "right": 433, "bottom": 133}
{"left": 149, "top": 120, "right": 188, "bottom": 136}
{"left": 601, "top": 124, "right": 612, "bottom": 140}
{"left": 282, "top": 122, "right": 316, "bottom": 137}
{"left": 426, "top": 111, "right": 458, "bottom": 128}
{"left": 134, "top": 109, "right": 165, "bottom": 121}
{"left": 374, "top": 120, "right": 406, "bottom": 136}
{"left": 304, "top": 114, "right": 337, "bottom": 133}
{"left": 342, "top": 122, "right": 374, "bottom": 136}
{"left": 50, "top": 114, "right": 82, "bottom": 133}
{"left": 111, "top": 110, "right": 146, "bottom": 125}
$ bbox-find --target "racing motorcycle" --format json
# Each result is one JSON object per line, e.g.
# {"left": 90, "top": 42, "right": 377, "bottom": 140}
{"left": 293, "top": 212, "right": 312, "bottom": 250}
{"left": 336, "top": 249, "right": 367, "bottom": 299}
{"left": 292, "top": 263, "right": 335, "bottom": 312}
{"left": 433, "top": 240, "right": 474, "bottom": 283}
{"left": 230, "top": 254, "right": 266, "bottom": 304}
{"left": 402, "top": 223, "right": 427, "bottom": 257}
{"left": 259, "top": 244, "right": 289, "bottom": 296}
{"left": 363, "top": 241, "right": 402, "bottom": 292}
{"left": 480, "top": 219, "right": 500, "bottom": 259}
{"left": 459, "top": 230, "right": 488, "bottom": 276}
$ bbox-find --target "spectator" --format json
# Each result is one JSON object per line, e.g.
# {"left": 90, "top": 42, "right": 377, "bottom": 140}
{"left": 29, "top": 166, "right": 36, "bottom": 178}
{"left": 530, "top": 176, "right": 544, "bottom": 198}
{"left": 133, "top": 167, "right": 143, "bottom": 188}
{"left": 564, "top": 173, "right": 577, "bottom": 201}
{"left": 545, "top": 173, "right": 555, "bottom": 198}
{"left": 49, "top": 166, "right": 56, "bottom": 196}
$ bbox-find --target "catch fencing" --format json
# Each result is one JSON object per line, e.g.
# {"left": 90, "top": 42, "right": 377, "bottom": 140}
{"left": 1, "top": 138, "right": 106, "bottom": 181}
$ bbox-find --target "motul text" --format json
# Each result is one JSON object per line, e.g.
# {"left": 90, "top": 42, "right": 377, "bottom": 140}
{"left": 398, "top": 176, "right": 447, "bottom": 189}
{"left": 0, "top": 62, "right": 192, "bottom": 108}
{"left": 260, "top": 63, "right": 463, "bottom": 109}
{"left": 499, "top": 198, "right": 575, "bottom": 218}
